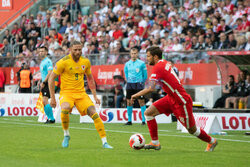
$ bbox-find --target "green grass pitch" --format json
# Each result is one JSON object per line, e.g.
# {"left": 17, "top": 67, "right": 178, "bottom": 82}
{"left": 0, "top": 116, "right": 249, "bottom": 167}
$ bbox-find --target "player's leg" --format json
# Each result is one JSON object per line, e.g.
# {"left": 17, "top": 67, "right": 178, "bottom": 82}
{"left": 175, "top": 100, "right": 217, "bottom": 152}
{"left": 75, "top": 94, "right": 112, "bottom": 148}
{"left": 144, "top": 96, "right": 172, "bottom": 150}
{"left": 42, "top": 83, "right": 55, "bottom": 123}
{"left": 138, "top": 98, "right": 146, "bottom": 125}
{"left": 59, "top": 94, "right": 74, "bottom": 148}
{"left": 144, "top": 104, "right": 161, "bottom": 150}
{"left": 60, "top": 102, "right": 72, "bottom": 148}
{"left": 125, "top": 88, "right": 133, "bottom": 125}
{"left": 87, "top": 106, "right": 113, "bottom": 148}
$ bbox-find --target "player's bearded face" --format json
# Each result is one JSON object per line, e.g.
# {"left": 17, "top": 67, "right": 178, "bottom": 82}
{"left": 146, "top": 52, "right": 155, "bottom": 65}
{"left": 71, "top": 45, "right": 82, "bottom": 59}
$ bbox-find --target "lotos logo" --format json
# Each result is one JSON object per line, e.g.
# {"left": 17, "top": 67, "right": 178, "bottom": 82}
{"left": 99, "top": 109, "right": 114, "bottom": 122}
{"left": 0, "top": 108, "right": 5, "bottom": 116}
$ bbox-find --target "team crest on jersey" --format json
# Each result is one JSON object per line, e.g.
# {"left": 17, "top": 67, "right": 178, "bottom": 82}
{"left": 136, "top": 68, "right": 139, "bottom": 73}
{"left": 82, "top": 65, "right": 85, "bottom": 70}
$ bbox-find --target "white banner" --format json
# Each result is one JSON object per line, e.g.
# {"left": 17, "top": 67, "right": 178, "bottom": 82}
{"left": 177, "top": 113, "right": 250, "bottom": 131}
{"left": 178, "top": 115, "right": 221, "bottom": 134}
{"left": 80, "top": 108, "right": 172, "bottom": 123}
{"left": 0, "top": 93, "right": 101, "bottom": 117}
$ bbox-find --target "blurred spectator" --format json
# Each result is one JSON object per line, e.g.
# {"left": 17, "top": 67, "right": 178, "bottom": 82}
{"left": 0, "top": 69, "right": 5, "bottom": 92}
{"left": 27, "top": 22, "right": 41, "bottom": 43}
{"left": 48, "top": 37, "right": 60, "bottom": 56}
{"left": 245, "top": 33, "right": 250, "bottom": 51}
{"left": 3, "top": 29, "right": 12, "bottom": 43}
{"left": 60, "top": 5, "right": 70, "bottom": 25}
{"left": 11, "top": 23, "right": 22, "bottom": 36}
{"left": 37, "top": 5, "right": 46, "bottom": 18}
{"left": 0, "top": 38, "right": 12, "bottom": 57}
{"left": 67, "top": 0, "right": 81, "bottom": 13}
{"left": 22, "top": 45, "right": 32, "bottom": 57}
{"left": 217, "top": 32, "right": 229, "bottom": 49}
{"left": 214, "top": 75, "right": 237, "bottom": 108}
{"left": 15, "top": 53, "right": 26, "bottom": 67}
{"left": 236, "top": 35, "right": 246, "bottom": 50}
{"left": 228, "top": 33, "right": 237, "bottom": 49}
{"left": 239, "top": 74, "right": 250, "bottom": 109}
{"left": 1, "top": 52, "right": 13, "bottom": 67}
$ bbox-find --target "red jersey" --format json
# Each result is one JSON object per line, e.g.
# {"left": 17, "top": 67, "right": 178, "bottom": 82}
{"left": 150, "top": 60, "right": 188, "bottom": 104}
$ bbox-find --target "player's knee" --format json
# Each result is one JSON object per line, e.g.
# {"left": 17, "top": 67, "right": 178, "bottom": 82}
{"left": 61, "top": 102, "right": 71, "bottom": 111}
{"left": 188, "top": 126, "right": 198, "bottom": 135}
{"left": 87, "top": 105, "right": 96, "bottom": 117}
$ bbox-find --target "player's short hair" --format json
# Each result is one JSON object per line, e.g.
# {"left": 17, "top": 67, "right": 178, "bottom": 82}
{"left": 70, "top": 40, "right": 82, "bottom": 47}
{"left": 146, "top": 46, "right": 162, "bottom": 59}
{"left": 40, "top": 46, "right": 48, "bottom": 52}
{"left": 131, "top": 47, "right": 138, "bottom": 53}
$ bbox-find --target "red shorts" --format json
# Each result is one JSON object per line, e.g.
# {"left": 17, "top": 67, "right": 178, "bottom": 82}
{"left": 153, "top": 95, "right": 195, "bottom": 129}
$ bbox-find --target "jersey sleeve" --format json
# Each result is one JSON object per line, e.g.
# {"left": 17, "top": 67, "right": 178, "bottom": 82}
{"left": 150, "top": 66, "right": 161, "bottom": 82}
{"left": 85, "top": 59, "right": 92, "bottom": 75}
{"left": 53, "top": 59, "right": 64, "bottom": 75}
{"left": 47, "top": 59, "right": 53, "bottom": 71}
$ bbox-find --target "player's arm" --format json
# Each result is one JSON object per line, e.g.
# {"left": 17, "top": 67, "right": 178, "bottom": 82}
{"left": 48, "top": 72, "right": 58, "bottom": 108}
{"left": 124, "top": 63, "right": 128, "bottom": 81}
{"left": 142, "top": 63, "right": 148, "bottom": 83}
{"left": 86, "top": 73, "right": 100, "bottom": 105}
{"left": 48, "top": 60, "right": 64, "bottom": 108}
{"left": 131, "top": 80, "right": 157, "bottom": 102}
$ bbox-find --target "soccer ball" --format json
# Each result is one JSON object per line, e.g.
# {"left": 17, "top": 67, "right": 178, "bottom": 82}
{"left": 129, "top": 133, "right": 145, "bottom": 150}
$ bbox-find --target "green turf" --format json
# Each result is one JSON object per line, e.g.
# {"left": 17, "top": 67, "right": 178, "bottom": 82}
{"left": 0, "top": 116, "right": 249, "bottom": 167}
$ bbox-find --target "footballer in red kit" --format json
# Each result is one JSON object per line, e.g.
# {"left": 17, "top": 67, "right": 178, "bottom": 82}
{"left": 131, "top": 46, "right": 218, "bottom": 152}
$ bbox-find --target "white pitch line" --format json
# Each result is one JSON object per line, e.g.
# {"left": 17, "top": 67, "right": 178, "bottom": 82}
{"left": 0, "top": 120, "right": 250, "bottom": 143}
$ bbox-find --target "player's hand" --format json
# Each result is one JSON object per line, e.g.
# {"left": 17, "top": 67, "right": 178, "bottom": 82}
{"left": 40, "top": 82, "right": 45, "bottom": 90}
{"left": 130, "top": 95, "right": 137, "bottom": 104}
{"left": 94, "top": 96, "right": 101, "bottom": 105}
{"left": 50, "top": 98, "right": 57, "bottom": 108}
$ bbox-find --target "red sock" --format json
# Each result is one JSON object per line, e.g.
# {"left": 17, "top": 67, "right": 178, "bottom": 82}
{"left": 197, "top": 128, "right": 212, "bottom": 143}
{"left": 147, "top": 119, "right": 158, "bottom": 140}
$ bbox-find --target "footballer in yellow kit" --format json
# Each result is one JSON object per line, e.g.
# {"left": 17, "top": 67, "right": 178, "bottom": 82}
{"left": 54, "top": 52, "right": 93, "bottom": 116}
{"left": 48, "top": 40, "right": 113, "bottom": 149}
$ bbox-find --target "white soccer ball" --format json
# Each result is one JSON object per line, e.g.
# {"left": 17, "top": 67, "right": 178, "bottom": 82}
{"left": 129, "top": 133, "right": 145, "bottom": 150}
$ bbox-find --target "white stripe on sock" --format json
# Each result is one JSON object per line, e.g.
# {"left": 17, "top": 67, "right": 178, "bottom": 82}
{"left": 64, "top": 130, "right": 69, "bottom": 136}
{"left": 145, "top": 116, "right": 154, "bottom": 121}
{"left": 101, "top": 137, "right": 107, "bottom": 145}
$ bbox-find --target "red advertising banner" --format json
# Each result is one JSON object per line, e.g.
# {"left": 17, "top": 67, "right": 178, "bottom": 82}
{"left": 0, "top": 62, "right": 240, "bottom": 86}
{"left": 0, "top": 0, "right": 12, "bottom": 10}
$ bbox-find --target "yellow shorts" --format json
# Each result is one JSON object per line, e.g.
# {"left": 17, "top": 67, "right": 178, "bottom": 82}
{"left": 59, "top": 92, "right": 94, "bottom": 116}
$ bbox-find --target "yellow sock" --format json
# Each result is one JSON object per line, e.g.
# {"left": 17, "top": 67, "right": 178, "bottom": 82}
{"left": 91, "top": 113, "right": 106, "bottom": 138}
{"left": 61, "top": 109, "right": 70, "bottom": 130}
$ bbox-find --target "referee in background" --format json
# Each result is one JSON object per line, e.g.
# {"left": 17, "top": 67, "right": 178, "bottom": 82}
{"left": 124, "top": 47, "right": 148, "bottom": 125}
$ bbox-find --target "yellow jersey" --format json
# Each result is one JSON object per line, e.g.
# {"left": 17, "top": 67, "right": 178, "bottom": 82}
{"left": 53, "top": 54, "right": 91, "bottom": 94}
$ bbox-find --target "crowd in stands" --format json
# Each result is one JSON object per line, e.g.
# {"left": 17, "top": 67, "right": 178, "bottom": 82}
{"left": 0, "top": 0, "right": 250, "bottom": 67}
